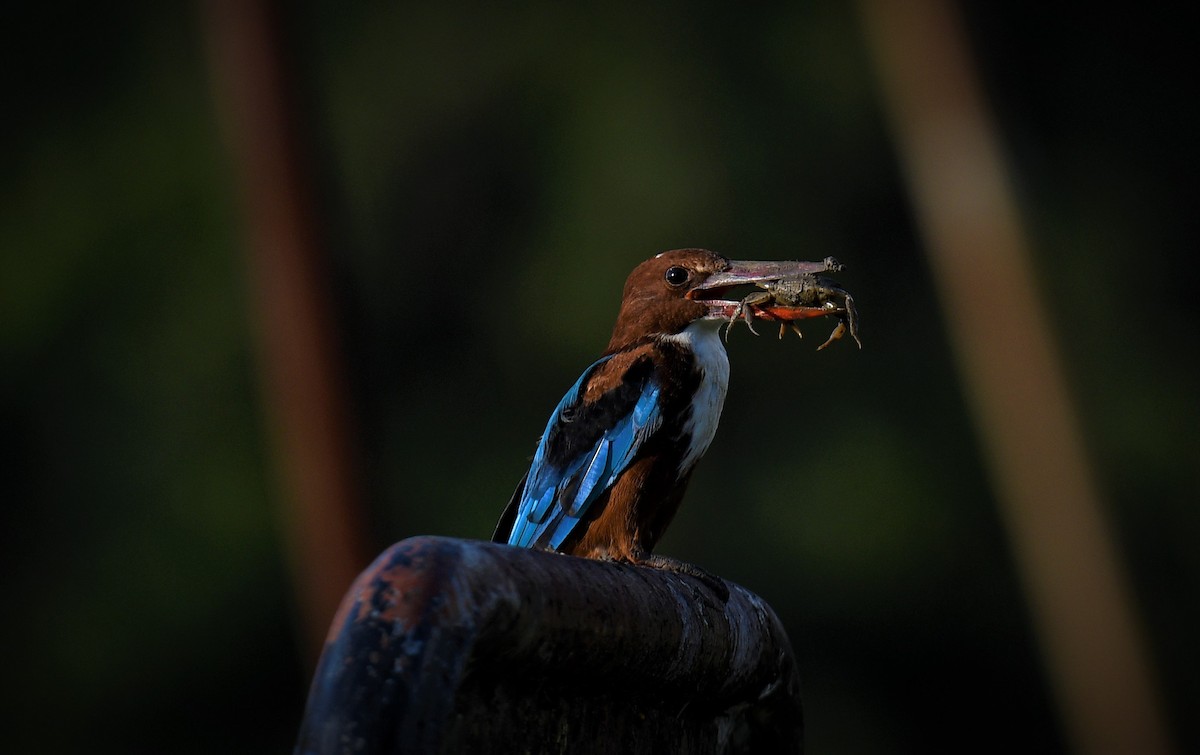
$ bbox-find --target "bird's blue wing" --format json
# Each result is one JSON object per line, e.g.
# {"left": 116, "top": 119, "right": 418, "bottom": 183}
{"left": 506, "top": 355, "right": 663, "bottom": 550}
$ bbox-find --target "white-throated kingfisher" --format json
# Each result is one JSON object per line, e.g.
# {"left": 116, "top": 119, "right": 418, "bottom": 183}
{"left": 492, "top": 249, "right": 838, "bottom": 574}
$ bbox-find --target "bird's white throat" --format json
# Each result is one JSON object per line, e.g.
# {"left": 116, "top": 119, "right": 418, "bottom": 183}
{"left": 662, "top": 320, "right": 730, "bottom": 473}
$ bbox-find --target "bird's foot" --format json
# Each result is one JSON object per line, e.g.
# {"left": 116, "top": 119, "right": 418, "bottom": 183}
{"left": 630, "top": 551, "right": 730, "bottom": 603}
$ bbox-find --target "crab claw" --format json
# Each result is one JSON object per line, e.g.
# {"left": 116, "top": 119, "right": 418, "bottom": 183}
{"left": 817, "top": 320, "right": 847, "bottom": 351}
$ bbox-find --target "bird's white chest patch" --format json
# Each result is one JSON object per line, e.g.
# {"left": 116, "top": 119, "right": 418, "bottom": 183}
{"left": 663, "top": 320, "right": 730, "bottom": 473}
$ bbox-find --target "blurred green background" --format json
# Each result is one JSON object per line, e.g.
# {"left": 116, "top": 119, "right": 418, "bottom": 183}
{"left": 3, "top": 1, "right": 1195, "bottom": 753}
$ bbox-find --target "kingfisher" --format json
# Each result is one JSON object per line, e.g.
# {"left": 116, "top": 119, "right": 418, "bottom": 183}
{"left": 492, "top": 249, "right": 840, "bottom": 576}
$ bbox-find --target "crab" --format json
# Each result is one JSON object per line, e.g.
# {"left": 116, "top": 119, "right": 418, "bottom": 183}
{"left": 725, "top": 256, "right": 862, "bottom": 350}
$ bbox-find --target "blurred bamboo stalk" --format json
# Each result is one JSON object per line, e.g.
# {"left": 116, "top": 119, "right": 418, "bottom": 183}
{"left": 200, "top": 0, "right": 370, "bottom": 659}
{"left": 857, "top": 1, "right": 1173, "bottom": 752}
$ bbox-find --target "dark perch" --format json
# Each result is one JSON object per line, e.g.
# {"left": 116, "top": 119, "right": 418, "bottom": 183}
{"left": 294, "top": 536, "right": 803, "bottom": 754}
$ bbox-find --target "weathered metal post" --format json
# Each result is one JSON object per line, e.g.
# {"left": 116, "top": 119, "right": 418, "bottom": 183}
{"left": 295, "top": 536, "right": 802, "bottom": 754}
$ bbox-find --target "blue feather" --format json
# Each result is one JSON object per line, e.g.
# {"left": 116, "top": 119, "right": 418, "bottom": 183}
{"left": 570, "top": 439, "right": 611, "bottom": 516}
{"left": 507, "top": 355, "right": 663, "bottom": 550}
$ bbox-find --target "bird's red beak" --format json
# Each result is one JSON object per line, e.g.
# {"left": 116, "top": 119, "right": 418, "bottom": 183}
{"left": 686, "top": 258, "right": 840, "bottom": 323}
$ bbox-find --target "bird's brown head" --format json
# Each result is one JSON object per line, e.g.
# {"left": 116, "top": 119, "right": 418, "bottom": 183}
{"left": 604, "top": 249, "right": 836, "bottom": 353}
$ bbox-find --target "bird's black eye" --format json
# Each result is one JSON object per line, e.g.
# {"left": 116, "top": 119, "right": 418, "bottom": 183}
{"left": 664, "top": 266, "right": 690, "bottom": 287}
